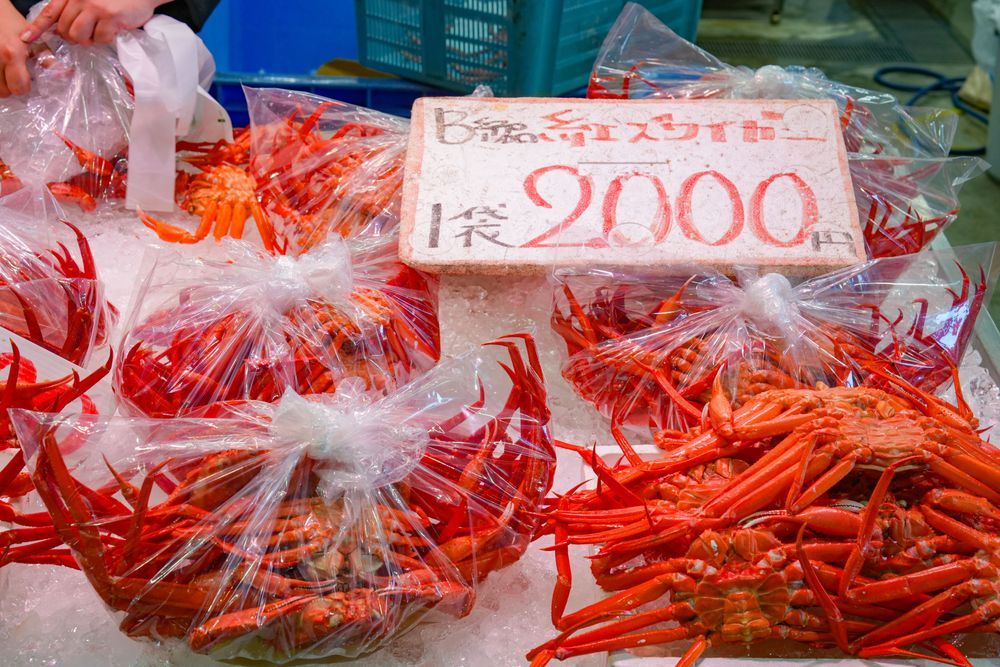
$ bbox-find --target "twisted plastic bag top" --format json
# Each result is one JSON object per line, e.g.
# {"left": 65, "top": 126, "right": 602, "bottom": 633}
{"left": 589, "top": 3, "right": 987, "bottom": 260}
{"left": 246, "top": 87, "right": 410, "bottom": 252}
{"left": 0, "top": 188, "right": 112, "bottom": 366}
{"left": 552, "top": 243, "right": 996, "bottom": 439}
{"left": 0, "top": 31, "right": 132, "bottom": 210}
{"left": 14, "top": 335, "right": 555, "bottom": 661}
{"left": 114, "top": 232, "right": 440, "bottom": 418}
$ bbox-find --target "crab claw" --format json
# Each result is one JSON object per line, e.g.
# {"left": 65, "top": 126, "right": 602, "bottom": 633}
{"left": 54, "top": 131, "right": 116, "bottom": 179}
{"left": 138, "top": 208, "right": 208, "bottom": 245}
{"left": 47, "top": 183, "right": 97, "bottom": 213}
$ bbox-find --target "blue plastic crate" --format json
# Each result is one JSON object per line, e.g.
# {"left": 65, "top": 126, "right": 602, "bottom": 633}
{"left": 208, "top": 73, "right": 450, "bottom": 126}
{"left": 199, "top": 0, "right": 361, "bottom": 75}
{"left": 354, "top": 0, "right": 702, "bottom": 96}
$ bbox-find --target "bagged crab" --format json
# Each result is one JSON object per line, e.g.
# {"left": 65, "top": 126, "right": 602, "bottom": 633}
{"left": 115, "top": 233, "right": 439, "bottom": 418}
{"left": 0, "top": 191, "right": 113, "bottom": 367}
{"left": 247, "top": 87, "right": 411, "bottom": 251}
{"left": 141, "top": 88, "right": 409, "bottom": 253}
{"left": 588, "top": 3, "right": 986, "bottom": 260}
{"left": 0, "top": 342, "right": 111, "bottom": 568}
{"left": 0, "top": 191, "right": 115, "bottom": 565}
{"left": 14, "top": 335, "right": 554, "bottom": 661}
{"left": 552, "top": 244, "right": 996, "bottom": 445}
{"left": 0, "top": 29, "right": 133, "bottom": 212}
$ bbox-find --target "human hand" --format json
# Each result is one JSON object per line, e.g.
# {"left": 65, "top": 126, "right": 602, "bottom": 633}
{"left": 21, "top": 0, "right": 167, "bottom": 46}
{"left": 0, "top": 0, "right": 31, "bottom": 96}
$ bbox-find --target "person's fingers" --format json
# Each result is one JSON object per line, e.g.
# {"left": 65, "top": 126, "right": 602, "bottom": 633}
{"left": 67, "top": 11, "right": 99, "bottom": 45}
{"left": 21, "top": 0, "right": 69, "bottom": 43}
{"left": 57, "top": 3, "right": 84, "bottom": 41}
{"left": 5, "top": 56, "right": 31, "bottom": 96}
{"left": 93, "top": 19, "right": 118, "bottom": 46}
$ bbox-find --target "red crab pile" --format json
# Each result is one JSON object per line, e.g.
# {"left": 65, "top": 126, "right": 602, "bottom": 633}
{"left": 0, "top": 220, "right": 113, "bottom": 366}
{"left": 48, "top": 98, "right": 406, "bottom": 254}
{"left": 21, "top": 335, "right": 555, "bottom": 661}
{"left": 551, "top": 264, "right": 986, "bottom": 442}
{"left": 114, "top": 237, "right": 440, "bottom": 419}
{"left": 0, "top": 219, "right": 114, "bottom": 567}
{"left": 531, "top": 357, "right": 1000, "bottom": 666}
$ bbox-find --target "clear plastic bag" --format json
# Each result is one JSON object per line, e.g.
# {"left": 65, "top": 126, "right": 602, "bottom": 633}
{"left": 115, "top": 233, "right": 440, "bottom": 418}
{"left": 552, "top": 243, "right": 996, "bottom": 442}
{"left": 0, "top": 159, "right": 22, "bottom": 196}
{"left": 0, "top": 33, "right": 133, "bottom": 211}
{"left": 0, "top": 189, "right": 113, "bottom": 367}
{"left": 246, "top": 87, "right": 411, "bottom": 252}
{"left": 14, "top": 335, "right": 554, "bottom": 661}
{"left": 141, "top": 88, "right": 408, "bottom": 253}
{"left": 0, "top": 190, "right": 114, "bottom": 560}
{"left": 588, "top": 3, "right": 987, "bottom": 259}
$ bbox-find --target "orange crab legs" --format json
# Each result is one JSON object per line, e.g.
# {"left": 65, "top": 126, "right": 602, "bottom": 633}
{"left": 552, "top": 279, "right": 694, "bottom": 356}
{"left": 0, "top": 345, "right": 112, "bottom": 567}
{"left": 528, "top": 528, "right": 880, "bottom": 667}
{"left": 139, "top": 163, "right": 276, "bottom": 252}
{"left": 625, "top": 380, "right": 998, "bottom": 557}
{"left": 177, "top": 126, "right": 251, "bottom": 168}
{"left": 0, "top": 220, "right": 111, "bottom": 365}
{"left": 413, "top": 334, "right": 553, "bottom": 549}
{"left": 249, "top": 103, "right": 405, "bottom": 247}
{"left": 847, "top": 512, "right": 999, "bottom": 663}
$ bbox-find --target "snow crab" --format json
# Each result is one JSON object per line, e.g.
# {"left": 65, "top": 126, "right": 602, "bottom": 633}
{"left": 529, "top": 527, "right": 877, "bottom": 666}
{"left": 0, "top": 220, "right": 111, "bottom": 366}
{"left": 140, "top": 163, "right": 276, "bottom": 252}
{"left": 27, "top": 335, "right": 555, "bottom": 660}
{"left": 553, "top": 260, "right": 987, "bottom": 445}
{"left": 536, "top": 358, "right": 1000, "bottom": 666}
{"left": 115, "top": 257, "right": 439, "bottom": 419}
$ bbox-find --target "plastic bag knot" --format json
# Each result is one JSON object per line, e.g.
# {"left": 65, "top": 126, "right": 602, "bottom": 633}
{"left": 740, "top": 273, "right": 800, "bottom": 337}
{"left": 270, "top": 391, "right": 425, "bottom": 496}
{"left": 264, "top": 239, "right": 353, "bottom": 312}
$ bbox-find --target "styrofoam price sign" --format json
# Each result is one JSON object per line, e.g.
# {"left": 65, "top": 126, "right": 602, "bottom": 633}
{"left": 400, "top": 97, "right": 865, "bottom": 275}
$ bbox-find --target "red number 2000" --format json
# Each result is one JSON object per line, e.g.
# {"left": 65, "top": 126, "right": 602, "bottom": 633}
{"left": 519, "top": 166, "right": 819, "bottom": 249}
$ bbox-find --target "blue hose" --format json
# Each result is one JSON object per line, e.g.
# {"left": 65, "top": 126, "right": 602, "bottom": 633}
{"left": 873, "top": 64, "right": 987, "bottom": 156}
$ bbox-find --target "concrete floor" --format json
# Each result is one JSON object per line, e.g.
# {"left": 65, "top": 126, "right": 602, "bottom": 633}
{"left": 699, "top": 0, "right": 1000, "bottom": 320}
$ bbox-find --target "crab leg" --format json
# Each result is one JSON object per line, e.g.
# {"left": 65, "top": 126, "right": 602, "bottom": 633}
{"left": 549, "top": 606, "right": 698, "bottom": 659}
